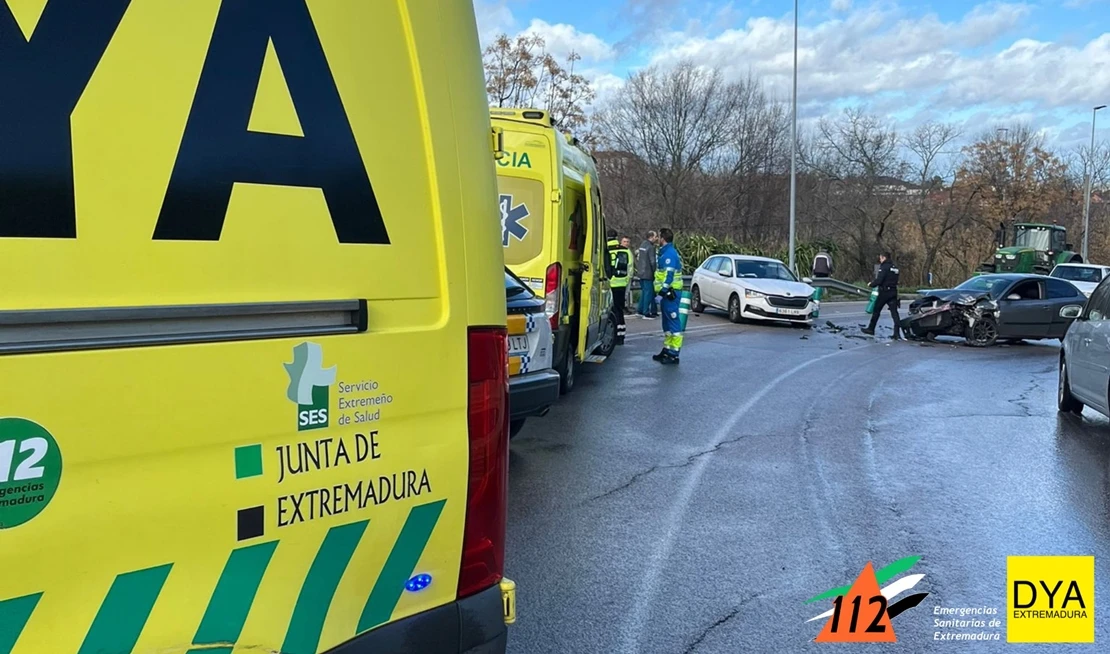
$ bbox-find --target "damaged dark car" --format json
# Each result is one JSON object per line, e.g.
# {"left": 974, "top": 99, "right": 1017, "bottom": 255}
{"left": 901, "top": 274, "right": 1086, "bottom": 347}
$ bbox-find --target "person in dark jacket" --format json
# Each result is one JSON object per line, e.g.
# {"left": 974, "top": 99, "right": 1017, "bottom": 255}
{"left": 635, "top": 230, "right": 658, "bottom": 318}
{"left": 864, "top": 252, "right": 902, "bottom": 339}
{"left": 812, "top": 249, "right": 833, "bottom": 278}
{"left": 607, "top": 229, "right": 633, "bottom": 344}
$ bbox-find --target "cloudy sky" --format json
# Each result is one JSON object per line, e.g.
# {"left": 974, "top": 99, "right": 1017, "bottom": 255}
{"left": 473, "top": 0, "right": 1110, "bottom": 149}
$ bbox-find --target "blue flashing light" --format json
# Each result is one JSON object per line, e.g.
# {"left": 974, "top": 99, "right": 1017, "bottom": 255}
{"left": 405, "top": 573, "right": 433, "bottom": 592}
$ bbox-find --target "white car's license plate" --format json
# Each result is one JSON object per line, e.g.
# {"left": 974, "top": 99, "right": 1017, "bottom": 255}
{"left": 774, "top": 307, "right": 806, "bottom": 316}
{"left": 508, "top": 335, "right": 530, "bottom": 354}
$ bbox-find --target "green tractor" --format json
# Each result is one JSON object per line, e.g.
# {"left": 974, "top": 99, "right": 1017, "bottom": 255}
{"left": 975, "top": 222, "right": 1083, "bottom": 276}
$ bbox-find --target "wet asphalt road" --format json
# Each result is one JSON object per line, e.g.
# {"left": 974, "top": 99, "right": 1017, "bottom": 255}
{"left": 504, "top": 302, "right": 1110, "bottom": 653}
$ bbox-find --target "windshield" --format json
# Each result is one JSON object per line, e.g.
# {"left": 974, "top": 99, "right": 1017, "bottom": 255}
{"left": 504, "top": 269, "right": 532, "bottom": 298}
{"left": 734, "top": 259, "right": 797, "bottom": 281}
{"left": 1013, "top": 227, "right": 1052, "bottom": 251}
{"left": 955, "top": 275, "right": 1012, "bottom": 299}
{"left": 1051, "top": 266, "right": 1102, "bottom": 283}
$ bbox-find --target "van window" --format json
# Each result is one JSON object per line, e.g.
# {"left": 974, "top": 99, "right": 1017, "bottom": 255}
{"left": 568, "top": 195, "right": 586, "bottom": 256}
{"left": 498, "top": 177, "right": 545, "bottom": 265}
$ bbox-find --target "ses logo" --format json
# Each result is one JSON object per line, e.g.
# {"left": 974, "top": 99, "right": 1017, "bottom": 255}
{"left": 1007, "top": 556, "right": 1094, "bottom": 643}
{"left": 805, "top": 555, "right": 929, "bottom": 643}
{"left": 284, "top": 341, "right": 337, "bottom": 431}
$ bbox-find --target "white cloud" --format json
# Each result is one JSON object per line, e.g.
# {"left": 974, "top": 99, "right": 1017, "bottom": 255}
{"left": 521, "top": 19, "right": 617, "bottom": 62}
{"left": 473, "top": 0, "right": 1110, "bottom": 146}
{"left": 473, "top": 0, "right": 516, "bottom": 44}
{"left": 638, "top": 1, "right": 1110, "bottom": 118}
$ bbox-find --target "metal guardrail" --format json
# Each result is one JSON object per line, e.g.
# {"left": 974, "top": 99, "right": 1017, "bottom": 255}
{"left": 805, "top": 277, "right": 872, "bottom": 297}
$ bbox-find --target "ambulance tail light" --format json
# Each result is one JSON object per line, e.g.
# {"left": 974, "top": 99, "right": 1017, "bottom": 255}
{"left": 459, "top": 327, "right": 509, "bottom": 599}
{"left": 544, "top": 263, "right": 562, "bottom": 331}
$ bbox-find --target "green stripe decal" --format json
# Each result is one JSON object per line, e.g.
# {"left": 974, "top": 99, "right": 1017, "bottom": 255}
{"left": 0, "top": 593, "right": 41, "bottom": 654}
{"left": 188, "top": 541, "right": 279, "bottom": 654}
{"left": 357, "top": 500, "right": 447, "bottom": 633}
{"left": 805, "top": 555, "right": 922, "bottom": 604}
{"left": 281, "top": 520, "right": 369, "bottom": 654}
{"left": 78, "top": 564, "right": 173, "bottom": 654}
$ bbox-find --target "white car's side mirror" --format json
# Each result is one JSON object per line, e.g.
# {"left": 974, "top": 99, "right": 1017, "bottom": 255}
{"left": 1060, "top": 305, "right": 1083, "bottom": 319}
{"left": 802, "top": 277, "right": 813, "bottom": 283}
{"left": 1006, "top": 293, "right": 1021, "bottom": 301}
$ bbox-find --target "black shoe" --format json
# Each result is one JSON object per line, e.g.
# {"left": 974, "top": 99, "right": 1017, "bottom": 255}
{"left": 660, "top": 353, "right": 680, "bottom": 365}
{"left": 616, "top": 337, "right": 625, "bottom": 346}
{"left": 861, "top": 328, "right": 875, "bottom": 336}
{"left": 652, "top": 349, "right": 667, "bottom": 362}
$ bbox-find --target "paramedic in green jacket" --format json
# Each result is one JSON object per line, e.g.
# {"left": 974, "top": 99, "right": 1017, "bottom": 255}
{"left": 607, "top": 229, "right": 633, "bottom": 345}
{"left": 652, "top": 228, "right": 684, "bottom": 364}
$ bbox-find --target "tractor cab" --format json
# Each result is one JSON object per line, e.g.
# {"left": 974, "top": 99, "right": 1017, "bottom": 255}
{"left": 980, "top": 222, "right": 1080, "bottom": 275}
{"left": 1013, "top": 223, "right": 1067, "bottom": 257}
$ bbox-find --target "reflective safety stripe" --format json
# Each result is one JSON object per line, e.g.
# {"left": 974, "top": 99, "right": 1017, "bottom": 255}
{"left": 5, "top": 506, "right": 447, "bottom": 654}
{"left": 282, "top": 521, "right": 369, "bottom": 654}
{"left": 0, "top": 594, "right": 40, "bottom": 654}
{"left": 358, "top": 500, "right": 446, "bottom": 632}
{"left": 188, "top": 541, "right": 279, "bottom": 654}
{"left": 78, "top": 565, "right": 173, "bottom": 654}
{"left": 506, "top": 314, "right": 527, "bottom": 336}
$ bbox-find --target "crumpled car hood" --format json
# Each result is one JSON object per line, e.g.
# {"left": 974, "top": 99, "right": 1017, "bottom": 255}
{"left": 914, "top": 289, "right": 991, "bottom": 307}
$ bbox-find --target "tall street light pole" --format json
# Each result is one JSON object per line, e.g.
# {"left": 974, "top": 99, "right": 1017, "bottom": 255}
{"left": 1083, "top": 104, "right": 1106, "bottom": 263}
{"left": 789, "top": 0, "right": 798, "bottom": 273}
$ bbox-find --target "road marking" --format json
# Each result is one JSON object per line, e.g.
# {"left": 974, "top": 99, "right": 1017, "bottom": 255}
{"left": 616, "top": 344, "right": 878, "bottom": 654}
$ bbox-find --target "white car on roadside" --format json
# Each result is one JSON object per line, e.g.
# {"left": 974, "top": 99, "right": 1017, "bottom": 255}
{"left": 1049, "top": 263, "right": 1110, "bottom": 297}
{"left": 690, "top": 254, "right": 819, "bottom": 325}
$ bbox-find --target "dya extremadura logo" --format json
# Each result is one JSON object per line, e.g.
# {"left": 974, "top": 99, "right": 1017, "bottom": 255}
{"left": 805, "top": 555, "right": 928, "bottom": 643}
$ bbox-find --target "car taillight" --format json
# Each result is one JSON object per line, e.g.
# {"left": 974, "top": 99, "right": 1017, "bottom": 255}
{"left": 544, "top": 263, "right": 562, "bottom": 331}
{"left": 459, "top": 327, "right": 509, "bottom": 598}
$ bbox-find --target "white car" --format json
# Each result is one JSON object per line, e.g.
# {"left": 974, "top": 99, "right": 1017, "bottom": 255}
{"left": 1059, "top": 275, "right": 1110, "bottom": 417}
{"left": 1049, "top": 263, "right": 1110, "bottom": 297}
{"left": 505, "top": 269, "right": 559, "bottom": 438}
{"left": 690, "top": 254, "right": 819, "bottom": 325}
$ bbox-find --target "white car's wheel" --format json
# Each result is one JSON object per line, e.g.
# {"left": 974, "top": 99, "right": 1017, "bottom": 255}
{"left": 691, "top": 285, "right": 705, "bottom": 313}
{"left": 728, "top": 294, "right": 743, "bottom": 323}
{"left": 1058, "top": 358, "right": 1083, "bottom": 415}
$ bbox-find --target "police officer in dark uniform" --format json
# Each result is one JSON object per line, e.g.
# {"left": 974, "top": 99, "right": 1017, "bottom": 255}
{"left": 863, "top": 252, "right": 902, "bottom": 339}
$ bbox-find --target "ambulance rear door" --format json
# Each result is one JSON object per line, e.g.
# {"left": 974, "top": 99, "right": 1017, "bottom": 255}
{"left": 0, "top": 3, "right": 474, "bottom": 653}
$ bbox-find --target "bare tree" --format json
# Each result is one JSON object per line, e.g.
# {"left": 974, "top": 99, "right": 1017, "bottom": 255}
{"left": 593, "top": 62, "right": 740, "bottom": 229}
{"left": 803, "top": 108, "right": 905, "bottom": 277}
{"left": 903, "top": 121, "right": 980, "bottom": 283}
{"left": 483, "top": 33, "right": 596, "bottom": 130}
{"left": 717, "top": 76, "right": 791, "bottom": 241}
{"left": 956, "top": 124, "right": 1069, "bottom": 233}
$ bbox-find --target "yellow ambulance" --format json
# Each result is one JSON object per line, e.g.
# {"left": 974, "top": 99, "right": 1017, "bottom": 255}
{"left": 491, "top": 108, "right": 616, "bottom": 394}
{"left": 0, "top": 2, "right": 514, "bottom": 653}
